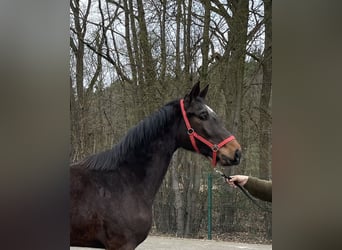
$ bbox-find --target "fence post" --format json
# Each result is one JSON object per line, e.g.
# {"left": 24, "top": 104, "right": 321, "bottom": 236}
{"left": 207, "top": 172, "right": 212, "bottom": 240}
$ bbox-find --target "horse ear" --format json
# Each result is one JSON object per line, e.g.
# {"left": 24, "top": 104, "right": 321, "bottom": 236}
{"left": 199, "top": 84, "right": 209, "bottom": 99}
{"left": 189, "top": 81, "right": 200, "bottom": 98}
{"left": 184, "top": 81, "right": 200, "bottom": 104}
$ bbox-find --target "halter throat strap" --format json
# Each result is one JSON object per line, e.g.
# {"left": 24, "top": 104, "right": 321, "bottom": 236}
{"left": 180, "top": 99, "right": 235, "bottom": 167}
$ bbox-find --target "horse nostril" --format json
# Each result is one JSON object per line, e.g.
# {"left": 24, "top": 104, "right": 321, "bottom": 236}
{"left": 234, "top": 149, "right": 241, "bottom": 162}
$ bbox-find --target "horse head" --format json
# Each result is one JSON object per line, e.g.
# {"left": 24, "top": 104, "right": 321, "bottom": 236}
{"left": 179, "top": 82, "right": 242, "bottom": 167}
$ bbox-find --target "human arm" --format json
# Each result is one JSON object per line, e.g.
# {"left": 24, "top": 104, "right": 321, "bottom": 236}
{"left": 227, "top": 175, "right": 272, "bottom": 202}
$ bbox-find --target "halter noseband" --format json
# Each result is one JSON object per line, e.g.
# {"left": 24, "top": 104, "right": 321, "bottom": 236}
{"left": 180, "top": 99, "right": 236, "bottom": 167}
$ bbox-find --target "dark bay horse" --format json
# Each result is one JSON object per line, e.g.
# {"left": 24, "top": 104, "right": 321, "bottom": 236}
{"left": 70, "top": 83, "right": 242, "bottom": 249}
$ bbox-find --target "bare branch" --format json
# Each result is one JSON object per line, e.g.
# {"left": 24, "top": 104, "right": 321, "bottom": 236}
{"left": 246, "top": 51, "right": 261, "bottom": 62}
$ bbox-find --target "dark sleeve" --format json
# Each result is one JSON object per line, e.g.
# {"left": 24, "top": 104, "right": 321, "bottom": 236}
{"left": 244, "top": 177, "right": 272, "bottom": 202}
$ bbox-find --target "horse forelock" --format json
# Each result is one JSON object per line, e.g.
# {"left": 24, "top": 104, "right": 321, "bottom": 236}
{"left": 80, "top": 99, "right": 179, "bottom": 171}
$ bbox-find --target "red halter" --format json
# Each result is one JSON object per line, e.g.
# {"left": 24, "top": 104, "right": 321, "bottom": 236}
{"left": 180, "top": 99, "right": 236, "bottom": 167}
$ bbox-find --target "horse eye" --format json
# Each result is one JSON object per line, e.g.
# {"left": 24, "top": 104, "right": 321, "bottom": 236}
{"left": 199, "top": 111, "right": 209, "bottom": 120}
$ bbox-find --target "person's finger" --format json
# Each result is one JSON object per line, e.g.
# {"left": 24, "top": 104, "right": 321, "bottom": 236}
{"left": 226, "top": 179, "right": 236, "bottom": 188}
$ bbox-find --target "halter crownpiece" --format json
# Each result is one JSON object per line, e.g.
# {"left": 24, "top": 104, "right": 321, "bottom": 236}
{"left": 180, "top": 99, "right": 236, "bottom": 167}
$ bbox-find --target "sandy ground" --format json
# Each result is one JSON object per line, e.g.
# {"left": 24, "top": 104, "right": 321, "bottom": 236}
{"left": 70, "top": 235, "right": 272, "bottom": 250}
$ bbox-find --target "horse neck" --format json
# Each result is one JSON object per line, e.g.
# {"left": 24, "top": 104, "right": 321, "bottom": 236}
{"left": 139, "top": 119, "right": 180, "bottom": 204}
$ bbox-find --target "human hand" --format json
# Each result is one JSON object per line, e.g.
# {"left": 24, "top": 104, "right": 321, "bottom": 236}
{"left": 226, "top": 175, "right": 249, "bottom": 188}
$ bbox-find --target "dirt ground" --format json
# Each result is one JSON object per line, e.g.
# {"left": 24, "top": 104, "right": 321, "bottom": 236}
{"left": 70, "top": 235, "right": 272, "bottom": 250}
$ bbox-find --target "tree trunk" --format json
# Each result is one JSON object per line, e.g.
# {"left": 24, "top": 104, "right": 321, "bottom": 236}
{"left": 171, "top": 152, "right": 185, "bottom": 236}
{"left": 223, "top": 0, "right": 249, "bottom": 135}
{"left": 184, "top": 156, "right": 194, "bottom": 236}
{"left": 183, "top": 0, "right": 192, "bottom": 84}
{"left": 260, "top": 0, "right": 272, "bottom": 240}
{"left": 70, "top": 0, "right": 92, "bottom": 158}
{"left": 123, "top": 0, "right": 137, "bottom": 84}
{"left": 259, "top": 0, "right": 272, "bottom": 179}
{"left": 190, "top": 157, "right": 201, "bottom": 236}
{"left": 160, "top": 0, "right": 167, "bottom": 83}
{"left": 175, "top": 0, "right": 182, "bottom": 81}
{"left": 201, "top": 0, "right": 210, "bottom": 83}
{"left": 136, "top": 0, "right": 158, "bottom": 113}
{"left": 128, "top": 0, "right": 144, "bottom": 121}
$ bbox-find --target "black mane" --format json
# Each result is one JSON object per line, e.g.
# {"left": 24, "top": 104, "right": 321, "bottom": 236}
{"left": 80, "top": 99, "right": 180, "bottom": 171}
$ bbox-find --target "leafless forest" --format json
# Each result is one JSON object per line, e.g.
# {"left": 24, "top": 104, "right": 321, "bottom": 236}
{"left": 70, "top": 0, "right": 272, "bottom": 243}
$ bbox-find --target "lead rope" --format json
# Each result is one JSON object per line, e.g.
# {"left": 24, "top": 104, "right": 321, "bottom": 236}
{"left": 214, "top": 169, "right": 272, "bottom": 213}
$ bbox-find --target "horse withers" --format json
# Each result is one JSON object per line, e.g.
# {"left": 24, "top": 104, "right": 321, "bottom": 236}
{"left": 70, "top": 82, "right": 242, "bottom": 250}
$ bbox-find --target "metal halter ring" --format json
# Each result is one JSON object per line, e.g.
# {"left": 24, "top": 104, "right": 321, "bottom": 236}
{"left": 187, "top": 128, "right": 194, "bottom": 135}
{"left": 212, "top": 144, "right": 219, "bottom": 152}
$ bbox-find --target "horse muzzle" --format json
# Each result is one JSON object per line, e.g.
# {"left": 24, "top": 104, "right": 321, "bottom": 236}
{"left": 217, "top": 140, "right": 242, "bottom": 166}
